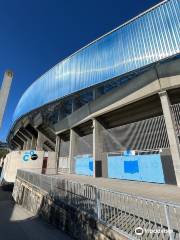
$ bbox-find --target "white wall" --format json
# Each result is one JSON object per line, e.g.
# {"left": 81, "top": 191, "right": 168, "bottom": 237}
{"left": 1, "top": 150, "right": 56, "bottom": 183}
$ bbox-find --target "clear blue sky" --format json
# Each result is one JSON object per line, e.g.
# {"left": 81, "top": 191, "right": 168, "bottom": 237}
{"left": 0, "top": 0, "right": 163, "bottom": 141}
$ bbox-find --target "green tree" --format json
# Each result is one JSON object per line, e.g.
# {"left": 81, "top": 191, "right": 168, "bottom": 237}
{"left": 0, "top": 149, "right": 9, "bottom": 159}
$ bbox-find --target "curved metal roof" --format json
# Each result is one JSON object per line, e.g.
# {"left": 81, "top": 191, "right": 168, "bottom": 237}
{"left": 13, "top": 0, "right": 180, "bottom": 122}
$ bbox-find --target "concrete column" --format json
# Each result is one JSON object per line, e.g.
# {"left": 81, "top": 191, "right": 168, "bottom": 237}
{"left": 159, "top": 91, "right": 180, "bottom": 186}
{"left": 36, "top": 131, "right": 44, "bottom": 151}
{"left": 30, "top": 136, "right": 37, "bottom": 150}
{"left": 69, "top": 129, "right": 78, "bottom": 174}
{"left": 23, "top": 141, "right": 27, "bottom": 150}
{"left": 93, "top": 87, "right": 103, "bottom": 100}
{"left": 93, "top": 119, "right": 107, "bottom": 178}
{"left": 26, "top": 139, "right": 31, "bottom": 150}
{"left": 55, "top": 135, "right": 61, "bottom": 174}
{"left": 71, "top": 97, "right": 81, "bottom": 112}
{"left": 58, "top": 106, "right": 66, "bottom": 121}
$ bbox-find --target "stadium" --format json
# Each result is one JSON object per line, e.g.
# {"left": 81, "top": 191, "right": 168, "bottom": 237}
{"left": 3, "top": 0, "right": 180, "bottom": 186}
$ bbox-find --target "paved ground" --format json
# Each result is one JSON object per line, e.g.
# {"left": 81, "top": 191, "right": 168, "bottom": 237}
{"left": 57, "top": 173, "right": 180, "bottom": 204}
{"left": 0, "top": 188, "right": 72, "bottom": 240}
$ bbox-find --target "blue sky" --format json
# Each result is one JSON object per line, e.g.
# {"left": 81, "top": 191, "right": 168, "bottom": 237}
{"left": 0, "top": 0, "right": 162, "bottom": 141}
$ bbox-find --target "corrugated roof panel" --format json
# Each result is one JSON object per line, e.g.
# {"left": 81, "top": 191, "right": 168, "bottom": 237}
{"left": 13, "top": 0, "right": 180, "bottom": 122}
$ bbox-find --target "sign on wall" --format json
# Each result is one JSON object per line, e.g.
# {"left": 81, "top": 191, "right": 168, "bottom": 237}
{"left": 108, "top": 153, "right": 165, "bottom": 184}
{"left": 23, "top": 150, "right": 38, "bottom": 162}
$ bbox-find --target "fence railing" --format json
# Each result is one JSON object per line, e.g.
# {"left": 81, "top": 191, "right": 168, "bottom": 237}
{"left": 16, "top": 169, "right": 180, "bottom": 240}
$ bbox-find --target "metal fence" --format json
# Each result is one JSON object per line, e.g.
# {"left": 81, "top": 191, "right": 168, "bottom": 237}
{"left": 16, "top": 169, "right": 180, "bottom": 240}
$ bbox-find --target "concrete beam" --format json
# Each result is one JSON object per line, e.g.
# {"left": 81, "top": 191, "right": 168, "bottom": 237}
{"left": 159, "top": 91, "right": 180, "bottom": 186}
{"left": 18, "top": 129, "right": 32, "bottom": 150}
{"left": 16, "top": 132, "right": 27, "bottom": 142}
{"left": 21, "top": 127, "right": 37, "bottom": 150}
{"left": 54, "top": 66, "right": 161, "bottom": 134}
{"left": 11, "top": 139, "right": 21, "bottom": 150}
{"left": 33, "top": 113, "right": 43, "bottom": 128}
{"left": 43, "top": 142, "right": 53, "bottom": 152}
{"left": 54, "top": 58, "right": 180, "bottom": 134}
{"left": 16, "top": 133, "right": 28, "bottom": 150}
{"left": 13, "top": 136, "right": 24, "bottom": 149}
{"left": 25, "top": 124, "right": 38, "bottom": 138}
{"left": 36, "top": 130, "right": 55, "bottom": 151}
{"left": 19, "top": 128, "right": 32, "bottom": 140}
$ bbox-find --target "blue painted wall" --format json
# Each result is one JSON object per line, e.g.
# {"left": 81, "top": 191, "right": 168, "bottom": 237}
{"left": 13, "top": 0, "right": 180, "bottom": 122}
{"left": 74, "top": 155, "right": 93, "bottom": 176}
{"left": 108, "top": 154, "right": 165, "bottom": 183}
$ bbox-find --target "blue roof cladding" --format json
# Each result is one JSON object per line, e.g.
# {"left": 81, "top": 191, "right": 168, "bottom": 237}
{"left": 13, "top": 0, "right": 180, "bottom": 122}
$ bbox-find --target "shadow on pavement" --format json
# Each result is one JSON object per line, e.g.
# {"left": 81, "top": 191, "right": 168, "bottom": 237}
{"left": 0, "top": 187, "right": 72, "bottom": 240}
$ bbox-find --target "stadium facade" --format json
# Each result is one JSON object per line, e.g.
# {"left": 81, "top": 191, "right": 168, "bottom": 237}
{"left": 5, "top": 0, "right": 180, "bottom": 186}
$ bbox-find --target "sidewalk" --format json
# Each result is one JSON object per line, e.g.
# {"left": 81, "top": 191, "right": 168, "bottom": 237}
{"left": 57, "top": 173, "right": 180, "bottom": 204}
{"left": 0, "top": 188, "right": 72, "bottom": 240}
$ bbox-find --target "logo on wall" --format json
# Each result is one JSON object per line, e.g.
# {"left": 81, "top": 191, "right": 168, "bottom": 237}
{"left": 23, "top": 151, "right": 38, "bottom": 162}
{"left": 124, "top": 160, "right": 139, "bottom": 174}
{"left": 123, "top": 149, "right": 135, "bottom": 156}
{"left": 123, "top": 149, "right": 139, "bottom": 174}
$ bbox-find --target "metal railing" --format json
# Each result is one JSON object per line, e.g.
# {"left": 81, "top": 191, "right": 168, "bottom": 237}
{"left": 16, "top": 169, "right": 180, "bottom": 240}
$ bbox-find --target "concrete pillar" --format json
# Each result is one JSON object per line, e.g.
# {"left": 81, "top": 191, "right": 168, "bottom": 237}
{"left": 69, "top": 129, "right": 78, "bottom": 174}
{"left": 93, "top": 119, "right": 107, "bottom": 178}
{"left": 30, "top": 136, "right": 36, "bottom": 150}
{"left": 159, "top": 91, "right": 180, "bottom": 186}
{"left": 23, "top": 141, "right": 27, "bottom": 150}
{"left": 26, "top": 139, "right": 31, "bottom": 150}
{"left": 71, "top": 97, "right": 81, "bottom": 112}
{"left": 58, "top": 106, "right": 66, "bottom": 121}
{"left": 93, "top": 87, "right": 103, "bottom": 100}
{"left": 55, "top": 135, "right": 61, "bottom": 174}
{"left": 36, "top": 131, "right": 44, "bottom": 151}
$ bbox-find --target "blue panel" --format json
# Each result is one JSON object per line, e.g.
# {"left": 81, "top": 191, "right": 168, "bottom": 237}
{"left": 122, "top": 156, "right": 141, "bottom": 181}
{"left": 13, "top": 0, "right": 180, "bottom": 122}
{"left": 89, "top": 160, "right": 93, "bottom": 172}
{"left": 108, "top": 154, "right": 165, "bottom": 183}
{"left": 124, "top": 160, "right": 139, "bottom": 174}
{"left": 75, "top": 155, "right": 93, "bottom": 176}
{"left": 108, "top": 155, "right": 124, "bottom": 179}
{"left": 139, "top": 154, "right": 165, "bottom": 183}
